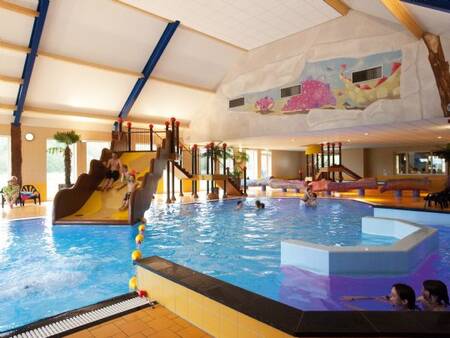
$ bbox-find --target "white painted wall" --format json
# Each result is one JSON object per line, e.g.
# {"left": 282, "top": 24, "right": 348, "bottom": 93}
{"left": 187, "top": 10, "right": 447, "bottom": 143}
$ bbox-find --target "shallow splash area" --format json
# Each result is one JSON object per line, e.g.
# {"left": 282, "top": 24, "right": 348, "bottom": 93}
{"left": 0, "top": 198, "right": 449, "bottom": 331}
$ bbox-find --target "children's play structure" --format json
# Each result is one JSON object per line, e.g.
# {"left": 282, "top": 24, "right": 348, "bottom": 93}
{"left": 53, "top": 118, "right": 247, "bottom": 225}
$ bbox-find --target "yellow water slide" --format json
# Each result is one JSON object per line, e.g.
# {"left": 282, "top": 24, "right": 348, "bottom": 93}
{"left": 59, "top": 152, "right": 156, "bottom": 223}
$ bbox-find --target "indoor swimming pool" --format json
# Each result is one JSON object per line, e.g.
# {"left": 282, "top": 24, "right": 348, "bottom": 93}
{"left": 1, "top": 198, "right": 449, "bottom": 331}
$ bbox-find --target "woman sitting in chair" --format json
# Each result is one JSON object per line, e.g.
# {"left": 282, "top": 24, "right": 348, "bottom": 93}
{"left": 2, "top": 176, "right": 20, "bottom": 209}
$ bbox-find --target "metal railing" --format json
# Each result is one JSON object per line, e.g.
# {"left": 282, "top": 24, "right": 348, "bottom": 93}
{"left": 111, "top": 121, "right": 166, "bottom": 152}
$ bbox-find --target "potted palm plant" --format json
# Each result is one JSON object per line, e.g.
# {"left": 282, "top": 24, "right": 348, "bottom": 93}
{"left": 434, "top": 143, "right": 450, "bottom": 188}
{"left": 48, "top": 130, "right": 81, "bottom": 189}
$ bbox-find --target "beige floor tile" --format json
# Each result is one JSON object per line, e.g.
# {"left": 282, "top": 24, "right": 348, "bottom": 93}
{"left": 89, "top": 323, "right": 122, "bottom": 338}
{"left": 64, "top": 330, "right": 94, "bottom": 338}
{"left": 177, "top": 326, "right": 209, "bottom": 338}
{"left": 145, "top": 317, "right": 174, "bottom": 331}
{"left": 118, "top": 319, "right": 149, "bottom": 336}
{"left": 146, "top": 329, "right": 181, "bottom": 338}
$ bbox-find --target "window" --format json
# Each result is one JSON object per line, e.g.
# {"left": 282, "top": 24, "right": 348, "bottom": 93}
{"left": 86, "top": 141, "right": 110, "bottom": 170}
{"left": 281, "top": 85, "right": 301, "bottom": 98}
{"left": 260, "top": 150, "right": 272, "bottom": 178}
{"left": 229, "top": 97, "right": 245, "bottom": 108}
{"left": 245, "top": 149, "right": 258, "bottom": 180}
{"left": 47, "top": 139, "right": 77, "bottom": 199}
{"left": 395, "top": 152, "right": 446, "bottom": 175}
{"left": 0, "top": 136, "right": 10, "bottom": 188}
{"left": 352, "top": 66, "right": 382, "bottom": 83}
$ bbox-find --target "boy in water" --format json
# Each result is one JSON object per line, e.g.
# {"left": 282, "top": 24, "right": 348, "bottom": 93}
{"left": 98, "top": 152, "right": 122, "bottom": 191}
{"left": 119, "top": 173, "right": 139, "bottom": 211}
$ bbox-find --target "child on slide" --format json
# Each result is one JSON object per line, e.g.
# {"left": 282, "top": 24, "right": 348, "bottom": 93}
{"left": 119, "top": 173, "right": 139, "bottom": 211}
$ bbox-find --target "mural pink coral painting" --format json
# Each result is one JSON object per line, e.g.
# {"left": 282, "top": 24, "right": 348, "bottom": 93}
{"left": 232, "top": 50, "right": 402, "bottom": 115}
{"left": 255, "top": 96, "right": 274, "bottom": 113}
{"left": 282, "top": 79, "right": 336, "bottom": 113}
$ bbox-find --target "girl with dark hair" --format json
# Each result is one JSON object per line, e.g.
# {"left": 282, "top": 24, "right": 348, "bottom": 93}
{"left": 418, "top": 280, "right": 449, "bottom": 311}
{"left": 342, "top": 283, "right": 418, "bottom": 311}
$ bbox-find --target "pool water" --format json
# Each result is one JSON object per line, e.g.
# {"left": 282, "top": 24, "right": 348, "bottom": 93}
{"left": 0, "top": 198, "right": 449, "bottom": 331}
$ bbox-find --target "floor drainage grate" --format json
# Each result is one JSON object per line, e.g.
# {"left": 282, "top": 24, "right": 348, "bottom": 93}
{"left": 5, "top": 296, "right": 151, "bottom": 338}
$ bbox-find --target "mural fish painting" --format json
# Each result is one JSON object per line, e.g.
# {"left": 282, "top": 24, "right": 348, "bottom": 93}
{"left": 232, "top": 50, "right": 402, "bottom": 115}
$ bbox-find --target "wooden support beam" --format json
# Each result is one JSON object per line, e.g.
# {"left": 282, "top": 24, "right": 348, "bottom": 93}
{"left": 0, "top": 40, "right": 31, "bottom": 53}
{"left": 0, "top": 43, "right": 215, "bottom": 93}
{"left": 0, "top": 0, "right": 38, "bottom": 17}
{"left": 151, "top": 75, "right": 215, "bottom": 93}
{"left": 38, "top": 51, "right": 143, "bottom": 77}
{"left": 381, "top": 0, "right": 449, "bottom": 116}
{"left": 0, "top": 103, "right": 16, "bottom": 110}
{"left": 323, "top": 0, "right": 350, "bottom": 16}
{"left": 0, "top": 74, "right": 23, "bottom": 84}
{"left": 423, "top": 33, "right": 450, "bottom": 117}
{"left": 23, "top": 105, "right": 191, "bottom": 127}
{"left": 380, "top": 0, "right": 424, "bottom": 39}
{"left": 10, "top": 123, "right": 22, "bottom": 185}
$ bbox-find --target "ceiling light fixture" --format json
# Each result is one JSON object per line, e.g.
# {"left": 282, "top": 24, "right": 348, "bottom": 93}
{"left": 347, "top": 139, "right": 351, "bottom": 142}
{"left": 364, "top": 132, "right": 369, "bottom": 136}
{"left": 437, "top": 136, "right": 442, "bottom": 139}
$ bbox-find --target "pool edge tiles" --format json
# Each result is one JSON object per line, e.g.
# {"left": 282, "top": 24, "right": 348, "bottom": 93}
{"left": 135, "top": 256, "right": 450, "bottom": 337}
{"left": 281, "top": 216, "right": 438, "bottom": 275}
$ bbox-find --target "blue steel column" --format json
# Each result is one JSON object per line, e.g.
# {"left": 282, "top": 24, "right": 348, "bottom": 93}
{"left": 119, "top": 20, "right": 180, "bottom": 119}
{"left": 13, "top": 0, "right": 49, "bottom": 125}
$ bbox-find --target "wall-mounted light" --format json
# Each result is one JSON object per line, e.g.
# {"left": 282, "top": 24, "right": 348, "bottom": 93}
{"left": 24, "top": 132, "right": 34, "bottom": 141}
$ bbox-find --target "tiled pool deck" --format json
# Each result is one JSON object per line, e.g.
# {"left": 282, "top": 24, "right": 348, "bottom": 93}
{"left": 65, "top": 305, "right": 210, "bottom": 338}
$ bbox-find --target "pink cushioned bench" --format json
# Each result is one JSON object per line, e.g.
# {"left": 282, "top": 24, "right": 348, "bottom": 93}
{"left": 379, "top": 178, "right": 431, "bottom": 197}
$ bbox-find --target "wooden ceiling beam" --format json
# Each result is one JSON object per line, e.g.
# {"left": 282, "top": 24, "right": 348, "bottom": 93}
{"left": 0, "top": 0, "right": 38, "bottom": 17}
{"left": 0, "top": 74, "right": 23, "bottom": 84}
{"left": 23, "top": 105, "right": 191, "bottom": 128}
{"left": 0, "top": 40, "right": 31, "bottom": 53}
{"left": 380, "top": 0, "right": 449, "bottom": 116}
{"left": 38, "top": 51, "right": 143, "bottom": 77}
{"left": 380, "top": 0, "right": 424, "bottom": 39}
{"left": 0, "top": 103, "right": 16, "bottom": 110}
{"left": 0, "top": 42, "right": 215, "bottom": 92}
{"left": 323, "top": 0, "right": 350, "bottom": 16}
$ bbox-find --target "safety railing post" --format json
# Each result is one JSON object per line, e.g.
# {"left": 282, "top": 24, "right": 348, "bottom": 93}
{"left": 206, "top": 144, "right": 210, "bottom": 194}
{"left": 127, "top": 121, "right": 132, "bottom": 152}
{"left": 175, "top": 121, "right": 180, "bottom": 156}
{"left": 166, "top": 160, "right": 171, "bottom": 203}
{"left": 170, "top": 117, "right": 176, "bottom": 154}
{"left": 194, "top": 144, "right": 198, "bottom": 199}
{"left": 191, "top": 145, "right": 195, "bottom": 196}
{"left": 149, "top": 124, "right": 153, "bottom": 151}
{"left": 243, "top": 166, "right": 247, "bottom": 196}
{"left": 171, "top": 160, "right": 176, "bottom": 202}
{"left": 223, "top": 143, "right": 227, "bottom": 198}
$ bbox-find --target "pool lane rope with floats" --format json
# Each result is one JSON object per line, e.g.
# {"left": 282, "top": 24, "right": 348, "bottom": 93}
{"left": 129, "top": 219, "right": 154, "bottom": 304}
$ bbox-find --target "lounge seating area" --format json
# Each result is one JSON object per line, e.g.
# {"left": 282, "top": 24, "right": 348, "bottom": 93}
{"left": 1, "top": 184, "right": 41, "bottom": 208}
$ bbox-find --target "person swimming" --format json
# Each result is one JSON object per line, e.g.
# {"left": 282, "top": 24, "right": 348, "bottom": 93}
{"left": 418, "top": 280, "right": 449, "bottom": 311}
{"left": 302, "top": 186, "right": 317, "bottom": 207}
{"left": 235, "top": 200, "right": 243, "bottom": 210}
{"left": 341, "top": 283, "right": 418, "bottom": 311}
{"left": 255, "top": 200, "right": 265, "bottom": 209}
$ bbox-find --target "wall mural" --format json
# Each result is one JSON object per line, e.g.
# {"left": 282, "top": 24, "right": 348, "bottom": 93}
{"left": 233, "top": 50, "right": 402, "bottom": 115}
